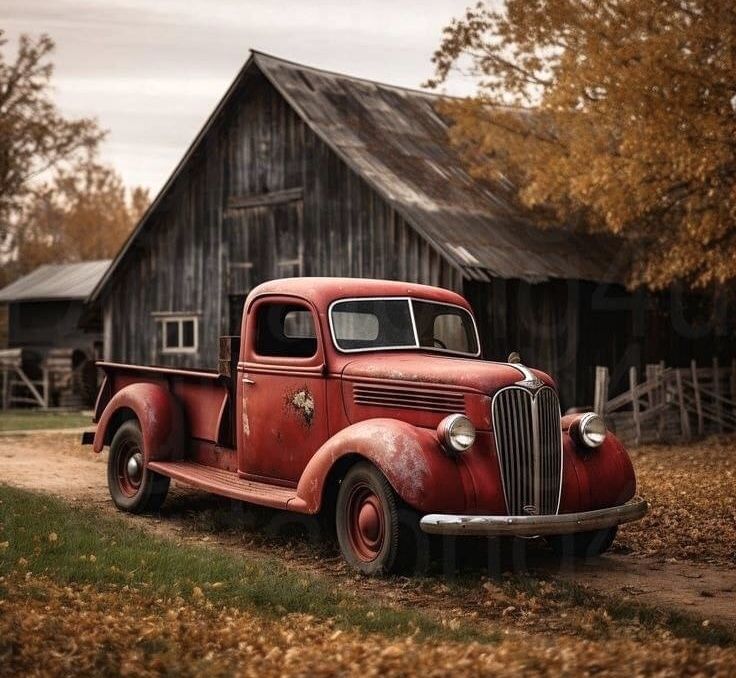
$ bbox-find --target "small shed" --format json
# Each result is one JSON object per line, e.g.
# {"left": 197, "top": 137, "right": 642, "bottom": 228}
{"left": 0, "top": 260, "right": 110, "bottom": 407}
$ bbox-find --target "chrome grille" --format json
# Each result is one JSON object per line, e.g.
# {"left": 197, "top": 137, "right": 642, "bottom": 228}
{"left": 492, "top": 386, "right": 562, "bottom": 516}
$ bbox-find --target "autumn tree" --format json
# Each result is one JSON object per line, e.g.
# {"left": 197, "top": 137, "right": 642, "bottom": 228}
{"left": 16, "top": 149, "right": 150, "bottom": 272}
{"left": 428, "top": 1, "right": 736, "bottom": 289}
{"left": 0, "top": 32, "right": 103, "bottom": 253}
{"left": 0, "top": 32, "right": 148, "bottom": 286}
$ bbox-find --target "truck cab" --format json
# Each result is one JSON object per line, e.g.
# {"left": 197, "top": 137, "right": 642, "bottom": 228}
{"left": 86, "top": 277, "right": 646, "bottom": 575}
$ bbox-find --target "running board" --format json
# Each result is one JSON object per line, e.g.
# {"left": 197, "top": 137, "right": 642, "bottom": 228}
{"left": 147, "top": 461, "right": 301, "bottom": 511}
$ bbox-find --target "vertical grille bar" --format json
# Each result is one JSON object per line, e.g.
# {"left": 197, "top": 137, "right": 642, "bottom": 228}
{"left": 492, "top": 386, "right": 562, "bottom": 516}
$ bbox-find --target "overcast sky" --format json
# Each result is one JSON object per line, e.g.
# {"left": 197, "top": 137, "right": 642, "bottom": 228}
{"left": 2, "top": 0, "right": 480, "bottom": 194}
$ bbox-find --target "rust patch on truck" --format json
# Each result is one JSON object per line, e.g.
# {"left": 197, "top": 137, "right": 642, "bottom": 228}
{"left": 242, "top": 396, "right": 250, "bottom": 437}
{"left": 285, "top": 386, "right": 315, "bottom": 428}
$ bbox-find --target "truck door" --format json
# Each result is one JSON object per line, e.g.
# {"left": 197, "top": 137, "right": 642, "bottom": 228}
{"left": 236, "top": 296, "right": 329, "bottom": 484}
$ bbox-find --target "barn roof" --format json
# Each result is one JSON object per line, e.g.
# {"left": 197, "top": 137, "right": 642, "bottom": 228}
{"left": 90, "top": 51, "right": 626, "bottom": 301}
{"left": 253, "top": 52, "right": 624, "bottom": 285}
{"left": 0, "top": 260, "right": 111, "bottom": 303}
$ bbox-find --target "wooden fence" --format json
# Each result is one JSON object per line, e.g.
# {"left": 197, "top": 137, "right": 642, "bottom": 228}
{"left": 0, "top": 348, "right": 49, "bottom": 409}
{"left": 593, "top": 359, "right": 736, "bottom": 445}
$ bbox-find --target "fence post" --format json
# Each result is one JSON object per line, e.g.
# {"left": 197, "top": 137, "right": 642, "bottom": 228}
{"left": 713, "top": 357, "right": 723, "bottom": 433}
{"left": 691, "top": 359, "right": 704, "bottom": 436}
{"left": 594, "top": 366, "right": 609, "bottom": 416}
{"left": 629, "top": 366, "right": 641, "bottom": 445}
{"left": 675, "top": 369, "right": 691, "bottom": 441}
{"left": 1, "top": 368, "right": 6, "bottom": 410}
{"left": 42, "top": 367, "right": 49, "bottom": 409}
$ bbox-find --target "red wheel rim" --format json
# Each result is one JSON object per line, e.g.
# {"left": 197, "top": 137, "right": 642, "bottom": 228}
{"left": 345, "top": 482, "right": 385, "bottom": 562}
{"left": 116, "top": 440, "right": 143, "bottom": 498}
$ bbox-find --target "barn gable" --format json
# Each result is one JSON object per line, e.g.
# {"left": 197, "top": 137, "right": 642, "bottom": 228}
{"left": 91, "top": 51, "right": 621, "bottom": 306}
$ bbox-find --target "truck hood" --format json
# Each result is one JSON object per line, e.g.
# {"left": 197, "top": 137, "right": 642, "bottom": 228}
{"left": 341, "top": 353, "right": 555, "bottom": 395}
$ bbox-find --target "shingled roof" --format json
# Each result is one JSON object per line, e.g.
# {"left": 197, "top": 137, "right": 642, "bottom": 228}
{"left": 91, "top": 51, "right": 625, "bottom": 300}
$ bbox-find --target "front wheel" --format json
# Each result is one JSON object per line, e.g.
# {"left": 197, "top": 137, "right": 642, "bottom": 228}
{"left": 336, "top": 462, "right": 399, "bottom": 575}
{"left": 107, "top": 420, "right": 170, "bottom": 513}
{"left": 547, "top": 526, "right": 618, "bottom": 559}
{"left": 335, "top": 462, "right": 431, "bottom": 576}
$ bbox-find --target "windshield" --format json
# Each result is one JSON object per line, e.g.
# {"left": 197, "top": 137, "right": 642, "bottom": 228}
{"left": 329, "top": 298, "right": 480, "bottom": 356}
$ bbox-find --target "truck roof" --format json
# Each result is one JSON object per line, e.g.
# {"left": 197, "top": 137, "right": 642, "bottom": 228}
{"left": 246, "top": 277, "right": 471, "bottom": 311}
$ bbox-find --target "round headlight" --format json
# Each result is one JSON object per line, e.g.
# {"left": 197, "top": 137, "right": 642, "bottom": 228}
{"left": 437, "top": 414, "right": 476, "bottom": 454}
{"left": 578, "top": 412, "right": 607, "bottom": 448}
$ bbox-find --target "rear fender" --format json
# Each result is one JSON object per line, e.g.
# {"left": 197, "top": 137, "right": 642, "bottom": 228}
{"left": 294, "top": 418, "right": 466, "bottom": 514}
{"left": 93, "top": 383, "right": 185, "bottom": 462}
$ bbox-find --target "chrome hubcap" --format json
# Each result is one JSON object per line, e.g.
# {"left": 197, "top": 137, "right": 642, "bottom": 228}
{"left": 126, "top": 453, "right": 143, "bottom": 482}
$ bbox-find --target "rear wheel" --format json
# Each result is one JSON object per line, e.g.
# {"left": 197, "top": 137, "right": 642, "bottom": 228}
{"left": 107, "top": 420, "right": 170, "bottom": 513}
{"left": 547, "top": 526, "right": 618, "bottom": 559}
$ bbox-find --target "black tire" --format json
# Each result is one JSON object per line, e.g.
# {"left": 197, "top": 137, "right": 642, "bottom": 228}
{"left": 547, "top": 526, "right": 618, "bottom": 559}
{"left": 107, "top": 420, "right": 170, "bottom": 514}
{"left": 336, "top": 462, "right": 401, "bottom": 575}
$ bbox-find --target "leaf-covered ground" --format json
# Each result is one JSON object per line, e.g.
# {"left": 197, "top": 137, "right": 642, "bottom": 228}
{"left": 618, "top": 436, "right": 736, "bottom": 567}
{"left": 2, "top": 573, "right": 736, "bottom": 676}
{"left": 2, "top": 483, "right": 736, "bottom": 676}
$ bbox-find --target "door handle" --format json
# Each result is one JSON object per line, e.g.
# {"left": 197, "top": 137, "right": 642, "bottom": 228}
{"left": 242, "top": 378, "right": 255, "bottom": 385}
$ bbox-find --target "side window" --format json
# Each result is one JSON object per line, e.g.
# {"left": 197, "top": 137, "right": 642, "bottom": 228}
{"left": 255, "top": 303, "right": 317, "bottom": 358}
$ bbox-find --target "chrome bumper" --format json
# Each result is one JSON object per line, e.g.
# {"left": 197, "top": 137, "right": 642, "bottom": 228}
{"left": 419, "top": 497, "right": 648, "bottom": 537}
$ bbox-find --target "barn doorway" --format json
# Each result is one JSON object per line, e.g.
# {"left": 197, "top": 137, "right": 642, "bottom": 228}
{"left": 224, "top": 192, "right": 304, "bottom": 336}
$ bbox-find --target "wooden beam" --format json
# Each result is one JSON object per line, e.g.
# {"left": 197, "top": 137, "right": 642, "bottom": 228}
{"left": 675, "top": 369, "right": 691, "bottom": 441}
{"left": 629, "top": 366, "right": 641, "bottom": 445}
{"left": 594, "top": 366, "right": 609, "bottom": 415}
{"left": 713, "top": 357, "right": 723, "bottom": 433}
{"left": 690, "top": 359, "right": 703, "bottom": 436}
{"left": 226, "top": 187, "right": 303, "bottom": 210}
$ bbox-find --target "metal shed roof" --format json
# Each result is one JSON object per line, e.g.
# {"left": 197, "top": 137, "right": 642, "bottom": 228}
{"left": 91, "top": 52, "right": 627, "bottom": 301}
{"left": 0, "top": 260, "right": 111, "bottom": 302}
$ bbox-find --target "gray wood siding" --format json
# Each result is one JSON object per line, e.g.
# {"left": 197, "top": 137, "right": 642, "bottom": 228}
{"left": 104, "top": 72, "right": 460, "bottom": 368}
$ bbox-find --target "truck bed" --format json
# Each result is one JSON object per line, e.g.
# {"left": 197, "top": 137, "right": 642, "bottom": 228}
{"left": 95, "top": 361, "right": 233, "bottom": 447}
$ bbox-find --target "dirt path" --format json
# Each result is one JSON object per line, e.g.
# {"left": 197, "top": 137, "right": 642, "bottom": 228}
{"left": 2, "top": 432, "right": 735, "bottom": 629}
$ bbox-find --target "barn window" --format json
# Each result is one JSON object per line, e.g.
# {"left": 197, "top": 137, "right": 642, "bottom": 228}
{"left": 154, "top": 314, "right": 199, "bottom": 354}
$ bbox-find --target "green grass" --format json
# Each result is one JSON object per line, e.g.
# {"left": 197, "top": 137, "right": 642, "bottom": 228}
{"left": 0, "top": 410, "right": 92, "bottom": 432}
{"left": 0, "top": 484, "right": 496, "bottom": 644}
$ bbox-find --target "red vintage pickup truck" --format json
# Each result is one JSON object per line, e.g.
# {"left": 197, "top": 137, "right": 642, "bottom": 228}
{"left": 84, "top": 277, "right": 646, "bottom": 574}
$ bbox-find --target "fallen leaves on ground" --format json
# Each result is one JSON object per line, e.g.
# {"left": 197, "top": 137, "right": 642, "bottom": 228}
{"left": 619, "top": 436, "right": 736, "bottom": 567}
{"left": 1, "top": 574, "right": 735, "bottom": 677}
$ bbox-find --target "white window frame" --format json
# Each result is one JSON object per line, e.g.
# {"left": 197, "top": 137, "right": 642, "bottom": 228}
{"left": 153, "top": 313, "right": 200, "bottom": 354}
{"left": 328, "top": 296, "right": 481, "bottom": 357}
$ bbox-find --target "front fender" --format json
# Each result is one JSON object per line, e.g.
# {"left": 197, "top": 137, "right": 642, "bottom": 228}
{"left": 93, "top": 383, "right": 185, "bottom": 462}
{"left": 294, "top": 418, "right": 467, "bottom": 514}
{"left": 560, "top": 414, "right": 636, "bottom": 512}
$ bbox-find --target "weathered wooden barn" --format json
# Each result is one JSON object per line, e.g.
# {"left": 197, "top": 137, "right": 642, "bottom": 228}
{"left": 86, "top": 52, "right": 731, "bottom": 410}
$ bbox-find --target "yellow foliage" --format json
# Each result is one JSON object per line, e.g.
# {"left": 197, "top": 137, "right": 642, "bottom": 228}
{"left": 429, "top": 1, "right": 736, "bottom": 289}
